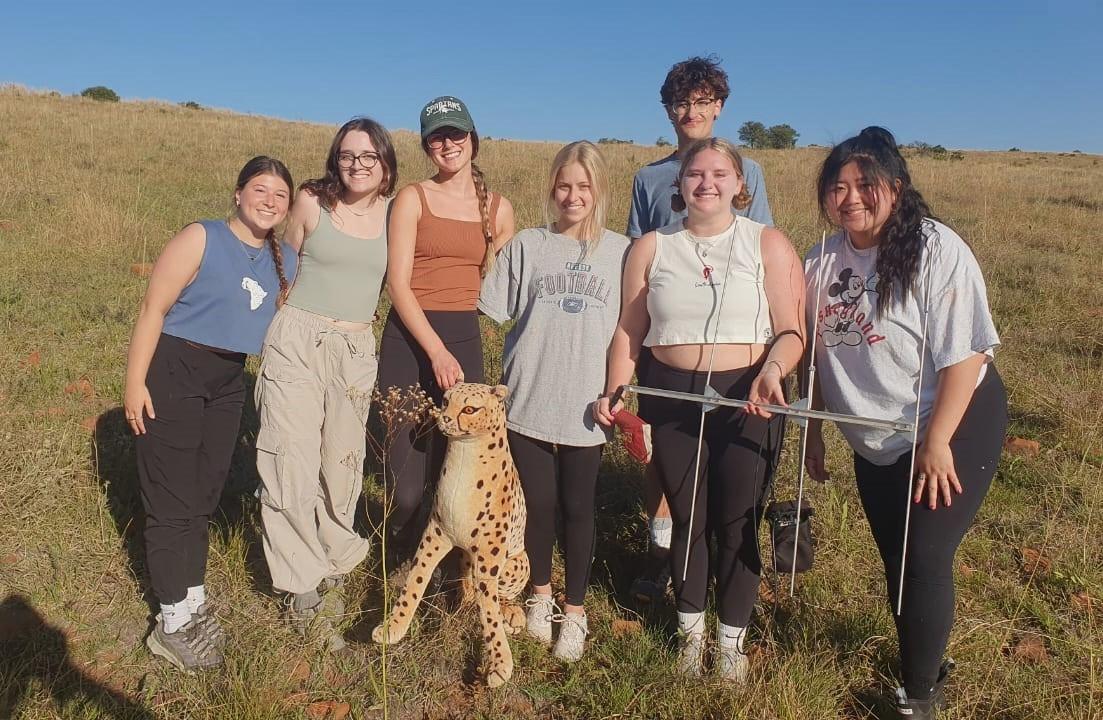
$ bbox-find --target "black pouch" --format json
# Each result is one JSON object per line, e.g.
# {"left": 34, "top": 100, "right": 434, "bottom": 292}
{"left": 766, "top": 500, "right": 815, "bottom": 574}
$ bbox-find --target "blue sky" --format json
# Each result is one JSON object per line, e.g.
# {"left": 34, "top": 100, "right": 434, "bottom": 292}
{"left": 4, "top": 1, "right": 1100, "bottom": 153}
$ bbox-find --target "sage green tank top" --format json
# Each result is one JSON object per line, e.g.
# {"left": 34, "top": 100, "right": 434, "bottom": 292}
{"left": 285, "top": 202, "right": 390, "bottom": 323}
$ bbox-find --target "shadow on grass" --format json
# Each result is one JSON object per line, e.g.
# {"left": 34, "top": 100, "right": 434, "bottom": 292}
{"left": 0, "top": 594, "right": 155, "bottom": 719}
{"left": 90, "top": 369, "right": 274, "bottom": 613}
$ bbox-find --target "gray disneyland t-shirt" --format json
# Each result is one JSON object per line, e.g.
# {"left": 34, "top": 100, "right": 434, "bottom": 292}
{"left": 478, "top": 227, "right": 630, "bottom": 446}
{"left": 627, "top": 151, "right": 773, "bottom": 238}
{"left": 804, "top": 219, "right": 1000, "bottom": 465}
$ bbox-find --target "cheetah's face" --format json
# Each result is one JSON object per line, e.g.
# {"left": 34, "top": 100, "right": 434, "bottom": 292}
{"left": 437, "top": 383, "right": 508, "bottom": 438}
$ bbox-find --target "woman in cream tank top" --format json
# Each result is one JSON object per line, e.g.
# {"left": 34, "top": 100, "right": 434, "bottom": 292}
{"left": 596, "top": 138, "right": 806, "bottom": 682}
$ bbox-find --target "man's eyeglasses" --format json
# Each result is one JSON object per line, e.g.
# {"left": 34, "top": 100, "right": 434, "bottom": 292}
{"left": 426, "top": 128, "right": 470, "bottom": 149}
{"left": 337, "top": 152, "right": 381, "bottom": 170}
{"left": 667, "top": 98, "right": 717, "bottom": 116}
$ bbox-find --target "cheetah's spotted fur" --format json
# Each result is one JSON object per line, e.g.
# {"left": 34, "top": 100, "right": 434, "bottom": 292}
{"left": 373, "top": 383, "right": 529, "bottom": 688}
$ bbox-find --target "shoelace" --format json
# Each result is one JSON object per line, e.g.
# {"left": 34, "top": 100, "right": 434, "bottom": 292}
{"left": 524, "top": 596, "right": 559, "bottom": 623}
{"left": 548, "top": 612, "right": 587, "bottom": 635}
{"left": 181, "top": 621, "right": 217, "bottom": 658}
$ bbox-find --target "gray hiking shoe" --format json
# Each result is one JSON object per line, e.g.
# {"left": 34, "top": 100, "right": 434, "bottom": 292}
{"left": 319, "top": 576, "right": 346, "bottom": 618}
{"left": 193, "top": 603, "right": 226, "bottom": 649}
{"left": 287, "top": 591, "right": 348, "bottom": 654}
{"left": 146, "top": 615, "right": 223, "bottom": 671}
{"left": 894, "top": 658, "right": 955, "bottom": 718}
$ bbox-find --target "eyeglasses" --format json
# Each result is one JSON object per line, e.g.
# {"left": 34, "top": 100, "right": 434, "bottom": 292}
{"left": 337, "top": 152, "right": 381, "bottom": 170}
{"left": 667, "top": 98, "right": 717, "bottom": 116}
{"left": 426, "top": 128, "right": 470, "bottom": 149}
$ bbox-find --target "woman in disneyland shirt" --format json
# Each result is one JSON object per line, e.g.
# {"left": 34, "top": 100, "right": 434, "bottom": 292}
{"left": 803, "top": 127, "right": 1007, "bottom": 719}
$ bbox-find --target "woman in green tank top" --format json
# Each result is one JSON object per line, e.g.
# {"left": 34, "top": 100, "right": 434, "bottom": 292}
{"left": 254, "top": 118, "right": 396, "bottom": 652}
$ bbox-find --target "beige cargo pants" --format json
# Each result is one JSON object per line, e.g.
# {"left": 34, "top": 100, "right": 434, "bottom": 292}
{"left": 255, "top": 305, "right": 375, "bottom": 594}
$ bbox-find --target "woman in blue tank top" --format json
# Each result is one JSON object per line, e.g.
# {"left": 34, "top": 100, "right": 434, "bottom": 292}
{"left": 122, "top": 156, "right": 296, "bottom": 671}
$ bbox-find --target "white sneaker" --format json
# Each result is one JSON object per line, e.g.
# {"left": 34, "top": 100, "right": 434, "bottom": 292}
{"left": 524, "top": 594, "right": 556, "bottom": 645}
{"left": 677, "top": 630, "right": 707, "bottom": 676}
{"left": 552, "top": 612, "right": 588, "bottom": 663}
{"left": 715, "top": 645, "right": 749, "bottom": 684}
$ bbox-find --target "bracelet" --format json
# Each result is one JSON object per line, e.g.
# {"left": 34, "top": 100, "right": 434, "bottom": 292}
{"left": 765, "top": 359, "right": 785, "bottom": 376}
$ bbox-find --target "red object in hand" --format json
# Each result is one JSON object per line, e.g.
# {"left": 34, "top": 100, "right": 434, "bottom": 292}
{"left": 612, "top": 409, "right": 652, "bottom": 464}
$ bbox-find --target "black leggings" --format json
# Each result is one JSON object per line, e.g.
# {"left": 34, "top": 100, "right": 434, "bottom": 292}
{"left": 377, "top": 309, "right": 484, "bottom": 555}
{"left": 643, "top": 355, "right": 784, "bottom": 626}
{"left": 507, "top": 431, "right": 603, "bottom": 606}
{"left": 855, "top": 366, "right": 1007, "bottom": 700}
{"left": 136, "top": 334, "right": 246, "bottom": 604}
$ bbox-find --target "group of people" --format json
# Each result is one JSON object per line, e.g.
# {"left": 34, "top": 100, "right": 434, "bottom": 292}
{"left": 123, "top": 56, "right": 1007, "bottom": 718}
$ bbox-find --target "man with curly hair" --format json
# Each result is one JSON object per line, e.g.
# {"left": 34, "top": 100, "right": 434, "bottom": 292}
{"left": 626, "top": 55, "right": 774, "bottom": 606}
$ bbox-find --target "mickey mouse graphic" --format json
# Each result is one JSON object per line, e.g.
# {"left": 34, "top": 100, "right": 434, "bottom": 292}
{"left": 822, "top": 267, "right": 878, "bottom": 347}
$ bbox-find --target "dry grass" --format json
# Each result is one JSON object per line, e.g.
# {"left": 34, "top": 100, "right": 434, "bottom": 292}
{"left": 0, "top": 84, "right": 1100, "bottom": 719}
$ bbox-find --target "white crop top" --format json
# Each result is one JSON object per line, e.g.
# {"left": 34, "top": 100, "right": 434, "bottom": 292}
{"left": 643, "top": 217, "right": 773, "bottom": 347}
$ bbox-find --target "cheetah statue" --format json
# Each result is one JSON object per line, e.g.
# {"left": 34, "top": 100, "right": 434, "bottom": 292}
{"left": 373, "top": 383, "right": 529, "bottom": 688}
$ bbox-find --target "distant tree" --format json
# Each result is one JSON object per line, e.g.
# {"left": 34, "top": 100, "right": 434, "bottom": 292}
{"left": 656, "top": 136, "right": 672, "bottom": 147}
{"left": 597, "top": 137, "right": 633, "bottom": 145}
{"left": 766, "top": 124, "right": 799, "bottom": 149}
{"left": 180, "top": 100, "right": 202, "bottom": 110}
{"left": 80, "top": 86, "right": 119, "bottom": 102}
{"left": 738, "top": 121, "right": 769, "bottom": 149}
{"left": 1008, "top": 147, "right": 1021, "bottom": 152}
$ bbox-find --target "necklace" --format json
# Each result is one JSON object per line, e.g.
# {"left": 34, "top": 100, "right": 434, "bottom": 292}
{"left": 685, "top": 220, "right": 735, "bottom": 280}
{"left": 341, "top": 197, "right": 380, "bottom": 217}
{"left": 228, "top": 219, "right": 265, "bottom": 262}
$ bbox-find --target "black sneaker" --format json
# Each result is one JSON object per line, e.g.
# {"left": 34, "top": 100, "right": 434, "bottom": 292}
{"left": 631, "top": 547, "right": 672, "bottom": 605}
{"left": 146, "top": 615, "right": 223, "bottom": 671}
{"left": 895, "top": 658, "right": 955, "bottom": 718}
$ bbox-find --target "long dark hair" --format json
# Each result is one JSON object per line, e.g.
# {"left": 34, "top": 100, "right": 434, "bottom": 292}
{"left": 817, "top": 126, "right": 938, "bottom": 316}
{"left": 234, "top": 156, "right": 293, "bottom": 300}
{"left": 421, "top": 129, "right": 495, "bottom": 277}
{"left": 301, "top": 117, "right": 398, "bottom": 210}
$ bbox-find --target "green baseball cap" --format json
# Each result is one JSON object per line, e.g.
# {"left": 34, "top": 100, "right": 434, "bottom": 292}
{"left": 420, "top": 96, "right": 475, "bottom": 139}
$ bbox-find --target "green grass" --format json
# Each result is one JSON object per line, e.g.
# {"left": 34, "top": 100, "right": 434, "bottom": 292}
{"left": 0, "top": 84, "right": 1100, "bottom": 719}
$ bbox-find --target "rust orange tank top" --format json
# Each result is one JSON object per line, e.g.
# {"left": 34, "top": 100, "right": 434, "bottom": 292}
{"left": 409, "top": 183, "right": 501, "bottom": 311}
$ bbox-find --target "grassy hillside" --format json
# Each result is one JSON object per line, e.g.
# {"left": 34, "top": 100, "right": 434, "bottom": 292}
{"left": 0, "top": 85, "right": 1099, "bottom": 719}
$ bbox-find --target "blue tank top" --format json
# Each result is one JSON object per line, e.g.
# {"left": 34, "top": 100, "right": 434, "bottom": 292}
{"left": 162, "top": 220, "right": 297, "bottom": 354}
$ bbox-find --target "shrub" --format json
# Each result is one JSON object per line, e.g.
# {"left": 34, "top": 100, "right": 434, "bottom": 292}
{"left": 1009, "top": 147, "right": 1021, "bottom": 152}
{"left": 597, "top": 137, "right": 633, "bottom": 145}
{"left": 180, "top": 100, "right": 202, "bottom": 110}
{"left": 80, "top": 86, "right": 119, "bottom": 102}
{"left": 656, "top": 136, "right": 671, "bottom": 147}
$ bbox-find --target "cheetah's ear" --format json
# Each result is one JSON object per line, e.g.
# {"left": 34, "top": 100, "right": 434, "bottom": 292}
{"left": 491, "top": 384, "right": 509, "bottom": 400}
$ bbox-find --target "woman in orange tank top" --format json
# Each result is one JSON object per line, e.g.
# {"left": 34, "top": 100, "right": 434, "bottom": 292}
{"left": 378, "top": 96, "right": 515, "bottom": 576}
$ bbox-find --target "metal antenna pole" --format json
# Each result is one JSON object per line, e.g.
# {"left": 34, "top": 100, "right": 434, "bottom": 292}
{"left": 789, "top": 231, "right": 828, "bottom": 595}
{"left": 896, "top": 237, "right": 936, "bottom": 615}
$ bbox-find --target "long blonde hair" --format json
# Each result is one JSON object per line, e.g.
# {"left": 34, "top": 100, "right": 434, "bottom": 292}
{"left": 544, "top": 141, "right": 609, "bottom": 257}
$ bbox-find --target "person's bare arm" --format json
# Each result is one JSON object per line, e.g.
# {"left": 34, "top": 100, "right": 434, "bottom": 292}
{"left": 123, "top": 223, "right": 206, "bottom": 434}
{"left": 283, "top": 189, "right": 320, "bottom": 254}
{"left": 492, "top": 195, "right": 516, "bottom": 252}
{"left": 747, "top": 227, "right": 807, "bottom": 417}
{"left": 594, "top": 232, "right": 655, "bottom": 426}
{"left": 385, "top": 185, "right": 464, "bottom": 389}
{"left": 913, "top": 353, "right": 988, "bottom": 508}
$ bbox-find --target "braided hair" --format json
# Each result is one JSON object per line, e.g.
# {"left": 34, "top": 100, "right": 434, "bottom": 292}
{"left": 816, "top": 127, "right": 939, "bottom": 317}
{"left": 470, "top": 159, "right": 495, "bottom": 277}
{"left": 233, "top": 156, "right": 293, "bottom": 302}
